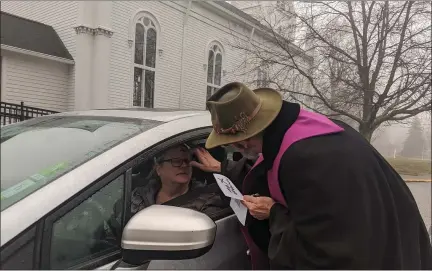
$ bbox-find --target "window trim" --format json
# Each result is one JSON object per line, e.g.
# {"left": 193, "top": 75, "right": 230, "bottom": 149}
{"left": 1, "top": 55, "right": 3, "bottom": 102}
{"left": 38, "top": 127, "right": 213, "bottom": 269}
{"left": 257, "top": 65, "right": 270, "bottom": 88}
{"left": 205, "top": 40, "right": 225, "bottom": 100}
{"left": 130, "top": 10, "right": 161, "bottom": 108}
{"left": 0, "top": 225, "right": 37, "bottom": 268}
{"left": 122, "top": 168, "right": 133, "bottom": 226}
{"left": 0, "top": 219, "right": 45, "bottom": 270}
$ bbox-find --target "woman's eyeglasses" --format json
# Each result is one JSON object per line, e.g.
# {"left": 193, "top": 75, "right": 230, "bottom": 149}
{"left": 159, "top": 158, "right": 191, "bottom": 167}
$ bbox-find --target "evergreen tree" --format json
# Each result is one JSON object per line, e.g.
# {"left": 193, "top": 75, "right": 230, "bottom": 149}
{"left": 372, "top": 129, "right": 396, "bottom": 157}
{"left": 401, "top": 117, "right": 425, "bottom": 158}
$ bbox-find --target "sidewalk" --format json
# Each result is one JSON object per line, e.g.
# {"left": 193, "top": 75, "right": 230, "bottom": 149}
{"left": 402, "top": 175, "right": 431, "bottom": 182}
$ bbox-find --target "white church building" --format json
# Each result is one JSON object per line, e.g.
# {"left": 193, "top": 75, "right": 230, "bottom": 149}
{"left": 0, "top": 1, "right": 311, "bottom": 112}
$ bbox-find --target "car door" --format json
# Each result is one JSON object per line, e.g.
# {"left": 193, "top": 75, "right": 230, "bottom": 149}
{"left": 36, "top": 129, "right": 209, "bottom": 269}
{"left": 38, "top": 169, "right": 131, "bottom": 269}
{"left": 144, "top": 145, "right": 250, "bottom": 270}
{"left": 109, "top": 130, "right": 251, "bottom": 269}
{"left": 0, "top": 167, "right": 132, "bottom": 270}
{"left": 115, "top": 129, "right": 250, "bottom": 270}
{"left": 12, "top": 128, "right": 250, "bottom": 270}
{"left": 146, "top": 213, "right": 250, "bottom": 270}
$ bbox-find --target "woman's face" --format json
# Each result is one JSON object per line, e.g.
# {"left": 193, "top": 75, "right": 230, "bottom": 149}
{"left": 156, "top": 146, "right": 192, "bottom": 185}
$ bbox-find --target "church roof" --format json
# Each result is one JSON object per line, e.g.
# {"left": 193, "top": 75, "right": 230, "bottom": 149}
{"left": 214, "top": 1, "right": 263, "bottom": 27}
{"left": 213, "top": 1, "right": 312, "bottom": 62}
{"left": 0, "top": 11, "right": 73, "bottom": 60}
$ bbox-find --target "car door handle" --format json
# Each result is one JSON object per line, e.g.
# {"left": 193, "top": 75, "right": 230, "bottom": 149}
{"left": 246, "top": 249, "right": 250, "bottom": 256}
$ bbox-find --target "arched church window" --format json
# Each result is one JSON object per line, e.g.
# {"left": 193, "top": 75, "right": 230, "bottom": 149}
{"left": 206, "top": 42, "right": 224, "bottom": 100}
{"left": 133, "top": 15, "right": 158, "bottom": 108}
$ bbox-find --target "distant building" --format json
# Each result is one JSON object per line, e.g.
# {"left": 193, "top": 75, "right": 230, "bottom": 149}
{"left": 1, "top": 1, "right": 311, "bottom": 112}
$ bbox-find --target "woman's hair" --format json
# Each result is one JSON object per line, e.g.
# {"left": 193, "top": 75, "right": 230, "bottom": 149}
{"left": 153, "top": 144, "right": 191, "bottom": 165}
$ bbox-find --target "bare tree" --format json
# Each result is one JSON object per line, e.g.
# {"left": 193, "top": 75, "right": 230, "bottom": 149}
{"left": 230, "top": 1, "right": 431, "bottom": 141}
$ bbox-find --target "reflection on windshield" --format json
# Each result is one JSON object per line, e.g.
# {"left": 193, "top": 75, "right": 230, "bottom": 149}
{"left": 0, "top": 115, "right": 163, "bottom": 211}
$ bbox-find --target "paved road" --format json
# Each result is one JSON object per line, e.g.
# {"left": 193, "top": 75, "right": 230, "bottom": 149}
{"left": 407, "top": 182, "right": 431, "bottom": 236}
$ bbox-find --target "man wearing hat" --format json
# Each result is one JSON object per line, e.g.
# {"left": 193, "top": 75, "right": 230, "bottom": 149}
{"left": 196, "top": 82, "right": 432, "bottom": 269}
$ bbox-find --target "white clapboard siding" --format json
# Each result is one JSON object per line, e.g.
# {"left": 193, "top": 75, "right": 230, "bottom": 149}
{"left": 110, "top": 1, "right": 186, "bottom": 109}
{"left": 1, "top": 1, "right": 78, "bottom": 110}
{"left": 2, "top": 53, "right": 70, "bottom": 112}
{"left": 1, "top": 1, "right": 78, "bottom": 58}
{"left": 1, "top": 1, "right": 310, "bottom": 111}
{"left": 109, "top": 1, "right": 268, "bottom": 110}
{"left": 180, "top": 2, "right": 252, "bottom": 109}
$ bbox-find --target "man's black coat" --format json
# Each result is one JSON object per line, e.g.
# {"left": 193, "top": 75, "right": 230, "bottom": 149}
{"left": 224, "top": 101, "right": 432, "bottom": 269}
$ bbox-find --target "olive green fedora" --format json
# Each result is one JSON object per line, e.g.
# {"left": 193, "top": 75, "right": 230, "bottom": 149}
{"left": 205, "top": 82, "right": 283, "bottom": 149}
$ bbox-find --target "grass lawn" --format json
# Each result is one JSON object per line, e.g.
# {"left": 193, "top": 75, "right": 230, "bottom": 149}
{"left": 386, "top": 157, "right": 431, "bottom": 176}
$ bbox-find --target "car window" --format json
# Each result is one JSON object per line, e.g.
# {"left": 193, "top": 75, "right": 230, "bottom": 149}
{"left": 49, "top": 174, "right": 124, "bottom": 269}
{"left": 129, "top": 142, "right": 232, "bottom": 221}
{"left": 0, "top": 115, "right": 163, "bottom": 211}
{"left": 129, "top": 144, "right": 213, "bottom": 213}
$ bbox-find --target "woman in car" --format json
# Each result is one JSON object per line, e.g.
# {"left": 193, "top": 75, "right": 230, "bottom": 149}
{"left": 131, "top": 144, "right": 205, "bottom": 213}
{"left": 108, "top": 144, "right": 227, "bottom": 244}
{"left": 130, "top": 144, "right": 227, "bottom": 217}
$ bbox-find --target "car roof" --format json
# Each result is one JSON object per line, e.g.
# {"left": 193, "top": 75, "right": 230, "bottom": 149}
{"left": 54, "top": 108, "right": 210, "bottom": 122}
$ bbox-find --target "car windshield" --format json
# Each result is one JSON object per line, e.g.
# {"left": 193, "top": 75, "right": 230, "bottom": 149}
{"left": 1, "top": 115, "right": 163, "bottom": 211}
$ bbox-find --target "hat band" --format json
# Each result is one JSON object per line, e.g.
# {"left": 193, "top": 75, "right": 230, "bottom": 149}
{"left": 214, "top": 100, "right": 263, "bottom": 135}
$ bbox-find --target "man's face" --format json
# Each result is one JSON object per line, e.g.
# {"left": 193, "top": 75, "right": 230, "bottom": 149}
{"left": 230, "top": 137, "right": 261, "bottom": 160}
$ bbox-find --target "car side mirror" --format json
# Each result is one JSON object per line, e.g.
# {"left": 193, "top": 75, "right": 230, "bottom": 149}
{"left": 121, "top": 205, "right": 217, "bottom": 266}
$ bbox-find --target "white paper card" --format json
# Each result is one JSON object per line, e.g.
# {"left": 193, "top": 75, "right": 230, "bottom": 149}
{"left": 230, "top": 198, "right": 247, "bottom": 226}
{"left": 213, "top": 173, "right": 243, "bottom": 200}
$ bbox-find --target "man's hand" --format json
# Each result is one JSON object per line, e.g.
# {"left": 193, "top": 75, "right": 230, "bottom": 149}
{"left": 190, "top": 147, "right": 222, "bottom": 173}
{"left": 241, "top": 195, "right": 276, "bottom": 220}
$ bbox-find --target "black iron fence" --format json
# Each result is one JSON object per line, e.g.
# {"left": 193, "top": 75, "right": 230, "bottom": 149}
{"left": 1, "top": 101, "right": 58, "bottom": 126}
